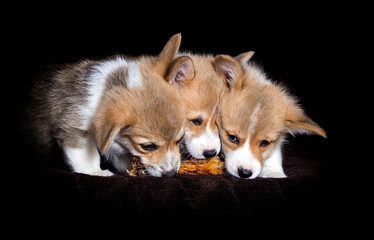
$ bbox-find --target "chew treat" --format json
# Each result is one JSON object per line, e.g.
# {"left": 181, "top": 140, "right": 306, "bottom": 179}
{"left": 126, "top": 156, "right": 147, "bottom": 176}
{"left": 127, "top": 155, "right": 225, "bottom": 176}
{"left": 177, "top": 156, "right": 225, "bottom": 175}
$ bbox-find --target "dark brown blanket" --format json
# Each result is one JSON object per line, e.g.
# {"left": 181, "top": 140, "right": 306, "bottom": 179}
{"left": 16, "top": 136, "right": 333, "bottom": 231}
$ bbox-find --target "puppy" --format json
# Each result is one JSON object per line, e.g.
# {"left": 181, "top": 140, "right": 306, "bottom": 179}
{"left": 27, "top": 34, "right": 187, "bottom": 177}
{"left": 166, "top": 53, "right": 230, "bottom": 159}
{"left": 214, "top": 52, "right": 327, "bottom": 179}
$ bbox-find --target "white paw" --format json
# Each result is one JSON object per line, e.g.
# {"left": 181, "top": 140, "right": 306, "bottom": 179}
{"left": 260, "top": 170, "right": 287, "bottom": 178}
{"left": 90, "top": 169, "right": 114, "bottom": 177}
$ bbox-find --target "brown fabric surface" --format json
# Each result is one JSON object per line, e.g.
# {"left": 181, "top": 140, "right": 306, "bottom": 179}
{"left": 16, "top": 137, "right": 334, "bottom": 231}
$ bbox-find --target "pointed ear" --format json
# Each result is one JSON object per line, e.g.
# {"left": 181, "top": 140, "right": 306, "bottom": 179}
{"left": 153, "top": 33, "right": 182, "bottom": 74}
{"left": 285, "top": 103, "right": 327, "bottom": 138}
{"left": 213, "top": 54, "right": 242, "bottom": 88}
{"left": 165, "top": 56, "right": 195, "bottom": 87}
{"left": 94, "top": 95, "right": 135, "bottom": 154}
{"left": 236, "top": 51, "right": 255, "bottom": 65}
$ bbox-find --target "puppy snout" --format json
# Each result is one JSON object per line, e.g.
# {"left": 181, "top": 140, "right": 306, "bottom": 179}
{"left": 162, "top": 169, "right": 176, "bottom": 177}
{"left": 203, "top": 149, "right": 217, "bottom": 158}
{"left": 238, "top": 168, "right": 253, "bottom": 178}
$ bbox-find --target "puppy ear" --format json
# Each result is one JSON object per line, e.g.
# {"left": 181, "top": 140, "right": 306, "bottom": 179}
{"left": 236, "top": 51, "right": 255, "bottom": 65}
{"left": 153, "top": 33, "right": 182, "bottom": 74}
{"left": 165, "top": 56, "right": 195, "bottom": 87}
{"left": 95, "top": 119, "right": 122, "bottom": 155}
{"left": 285, "top": 102, "right": 327, "bottom": 138}
{"left": 213, "top": 54, "right": 242, "bottom": 88}
{"left": 94, "top": 92, "right": 135, "bottom": 154}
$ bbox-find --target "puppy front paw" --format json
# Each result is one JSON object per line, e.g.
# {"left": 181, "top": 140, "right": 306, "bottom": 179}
{"left": 260, "top": 169, "right": 287, "bottom": 178}
{"left": 91, "top": 169, "right": 114, "bottom": 177}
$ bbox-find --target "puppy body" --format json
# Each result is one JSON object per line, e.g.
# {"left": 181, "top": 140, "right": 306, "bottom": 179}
{"left": 170, "top": 53, "right": 226, "bottom": 159}
{"left": 215, "top": 52, "right": 327, "bottom": 179}
{"left": 27, "top": 34, "right": 186, "bottom": 176}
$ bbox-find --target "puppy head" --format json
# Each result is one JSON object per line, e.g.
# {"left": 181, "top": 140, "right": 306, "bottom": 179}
{"left": 95, "top": 86, "right": 185, "bottom": 177}
{"left": 167, "top": 54, "right": 227, "bottom": 159}
{"left": 94, "top": 34, "right": 186, "bottom": 177}
{"left": 216, "top": 52, "right": 327, "bottom": 179}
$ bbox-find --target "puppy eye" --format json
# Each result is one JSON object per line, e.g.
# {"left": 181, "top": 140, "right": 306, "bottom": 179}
{"left": 191, "top": 118, "right": 203, "bottom": 126}
{"left": 259, "top": 140, "right": 270, "bottom": 148}
{"left": 176, "top": 134, "right": 185, "bottom": 145}
{"left": 227, "top": 134, "right": 239, "bottom": 144}
{"left": 140, "top": 143, "right": 158, "bottom": 151}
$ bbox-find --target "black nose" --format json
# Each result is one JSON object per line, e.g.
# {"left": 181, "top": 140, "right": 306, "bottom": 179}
{"left": 162, "top": 169, "right": 176, "bottom": 177}
{"left": 238, "top": 168, "right": 252, "bottom": 178}
{"left": 203, "top": 149, "right": 217, "bottom": 158}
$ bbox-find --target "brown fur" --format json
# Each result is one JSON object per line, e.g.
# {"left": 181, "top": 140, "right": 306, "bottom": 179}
{"left": 26, "top": 33, "right": 186, "bottom": 175}
{"left": 217, "top": 53, "right": 326, "bottom": 164}
{"left": 179, "top": 54, "right": 225, "bottom": 136}
{"left": 94, "top": 64, "right": 185, "bottom": 165}
{"left": 94, "top": 34, "right": 186, "bottom": 170}
{"left": 26, "top": 60, "right": 96, "bottom": 152}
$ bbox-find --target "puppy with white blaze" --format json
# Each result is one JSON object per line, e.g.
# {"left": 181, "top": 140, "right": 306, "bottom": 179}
{"left": 214, "top": 52, "right": 327, "bottom": 179}
{"left": 26, "top": 34, "right": 188, "bottom": 177}
{"left": 170, "top": 53, "right": 239, "bottom": 160}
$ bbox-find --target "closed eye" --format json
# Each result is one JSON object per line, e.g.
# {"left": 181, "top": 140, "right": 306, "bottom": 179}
{"left": 259, "top": 140, "right": 271, "bottom": 148}
{"left": 140, "top": 143, "right": 158, "bottom": 151}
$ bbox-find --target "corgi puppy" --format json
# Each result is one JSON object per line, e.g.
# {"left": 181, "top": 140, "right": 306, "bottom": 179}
{"left": 27, "top": 34, "right": 187, "bottom": 177}
{"left": 214, "top": 52, "right": 327, "bottom": 179}
{"left": 166, "top": 54, "right": 229, "bottom": 160}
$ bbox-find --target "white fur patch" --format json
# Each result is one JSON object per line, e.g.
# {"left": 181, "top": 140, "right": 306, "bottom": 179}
{"left": 64, "top": 135, "right": 113, "bottom": 176}
{"left": 126, "top": 61, "right": 143, "bottom": 88}
{"left": 248, "top": 103, "right": 261, "bottom": 135}
{"left": 225, "top": 138, "right": 262, "bottom": 179}
{"left": 80, "top": 56, "right": 128, "bottom": 130}
{"left": 259, "top": 145, "right": 286, "bottom": 178}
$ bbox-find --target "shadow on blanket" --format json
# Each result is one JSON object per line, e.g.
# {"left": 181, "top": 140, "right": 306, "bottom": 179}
{"left": 18, "top": 136, "right": 334, "bottom": 229}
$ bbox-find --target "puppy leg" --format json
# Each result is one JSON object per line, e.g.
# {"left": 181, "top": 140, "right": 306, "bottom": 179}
{"left": 63, "top": 134, "right": 113, "bottom": 176}
{"left": 260, "top": 146, "right": 287, "bottom": 178}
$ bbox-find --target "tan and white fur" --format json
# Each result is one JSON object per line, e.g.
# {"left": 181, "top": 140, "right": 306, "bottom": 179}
{"left": 166, "top": 53, "right": 232, "bottom": 159}
{"left": 27, "top": 34, "right": 187, "bottom": 177}
{"left": 214, "top": 52, "right": 327, "bottom": 179}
